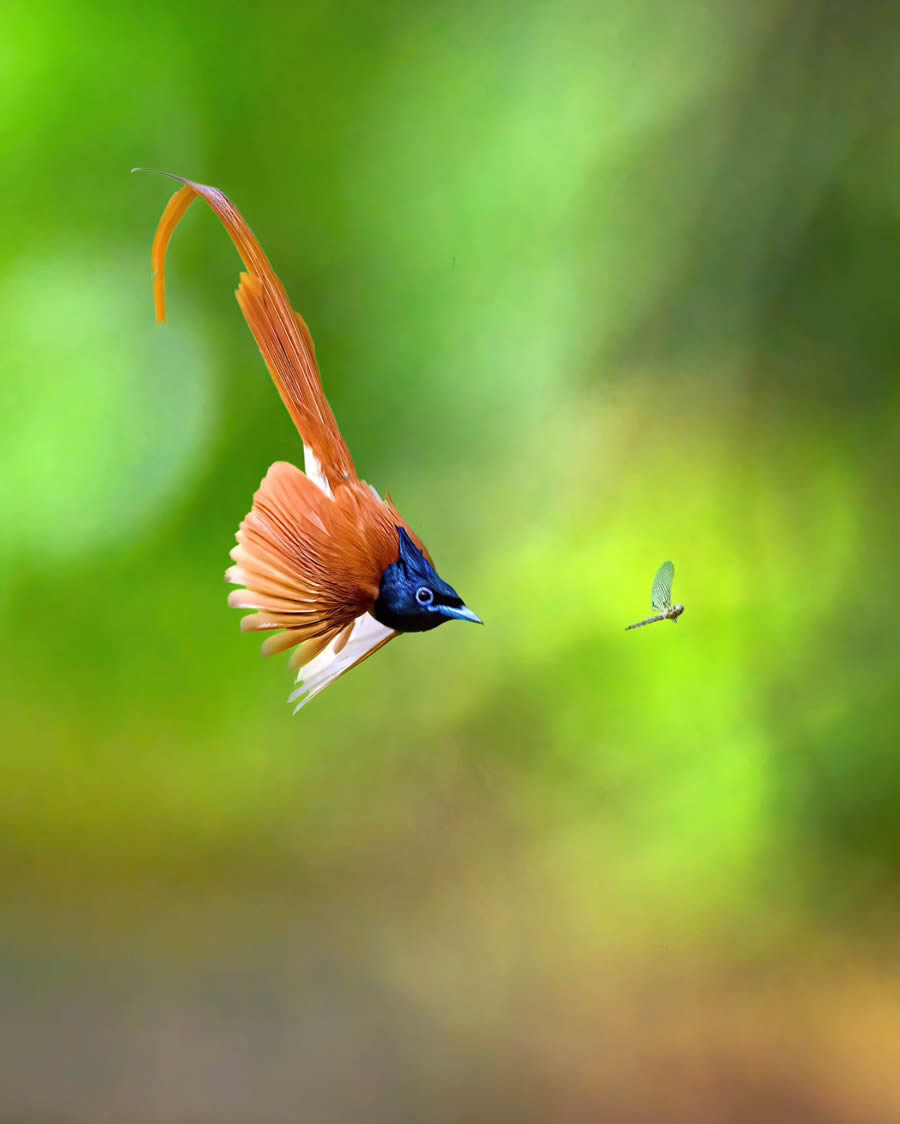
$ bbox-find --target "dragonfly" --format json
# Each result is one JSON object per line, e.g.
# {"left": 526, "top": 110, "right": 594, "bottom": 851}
{"left": 625, "top": 561, "right": 684, "bottom": 630}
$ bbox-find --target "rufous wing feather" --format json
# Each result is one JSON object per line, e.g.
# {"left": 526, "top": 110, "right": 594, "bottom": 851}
{"left": 226, "top": 461, "right": 401, "bottom": 696}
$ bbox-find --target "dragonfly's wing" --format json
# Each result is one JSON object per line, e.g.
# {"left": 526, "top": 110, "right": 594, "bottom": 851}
{"left": 651, "top": 561, "right": 674, "bottom": 611}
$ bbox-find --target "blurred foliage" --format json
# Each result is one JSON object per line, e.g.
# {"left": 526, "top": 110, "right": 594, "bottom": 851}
{"left": 2, "top": 0, "right": 899, "bottom": 1120}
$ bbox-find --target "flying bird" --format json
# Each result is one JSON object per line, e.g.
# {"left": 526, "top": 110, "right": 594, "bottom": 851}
{"left": 145, "top": 173, "right": 481, "bottom": 710}
{"left": 625, "top": 561, "right": 684, "bottom": 630}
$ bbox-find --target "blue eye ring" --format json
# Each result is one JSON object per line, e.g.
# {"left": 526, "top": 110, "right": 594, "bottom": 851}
{"left": 415, "top": 586, "right": 434, "bottom": 606}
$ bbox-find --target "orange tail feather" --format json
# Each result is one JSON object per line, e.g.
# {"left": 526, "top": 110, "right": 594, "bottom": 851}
{"left": 149, "top": 174, "right": 356, "bottom": 491}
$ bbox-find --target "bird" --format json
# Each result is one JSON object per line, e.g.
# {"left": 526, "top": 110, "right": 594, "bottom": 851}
{"left": 625, "top": 560, "right": 684, "bottom": 630}
{"left": 144, "top": 172, "right": 482, "bottom": 711}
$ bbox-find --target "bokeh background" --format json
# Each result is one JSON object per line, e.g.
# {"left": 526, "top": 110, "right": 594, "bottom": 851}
{"left": 2, "top": 0, "right": 899, "bottom": 1120}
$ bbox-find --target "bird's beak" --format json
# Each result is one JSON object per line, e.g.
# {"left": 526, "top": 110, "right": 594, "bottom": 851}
{"left": 440, "top": 603, "right": 484, "bottom": 625}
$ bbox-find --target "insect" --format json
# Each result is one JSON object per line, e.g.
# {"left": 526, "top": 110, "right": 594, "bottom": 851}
{"left": 625, "top": 560, "right": 684, "bottom": 630}
{"left": 144, "top": 173, "right": 482, "bottom": 711}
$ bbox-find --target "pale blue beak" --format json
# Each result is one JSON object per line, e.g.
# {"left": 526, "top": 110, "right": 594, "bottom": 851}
{"left": 439, "top": 603, "right": 484, "bottom": 625}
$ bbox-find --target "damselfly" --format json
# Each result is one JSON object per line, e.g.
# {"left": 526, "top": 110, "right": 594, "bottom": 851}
{"left": 625, "top": 561, "right": 684, "bottom": 630}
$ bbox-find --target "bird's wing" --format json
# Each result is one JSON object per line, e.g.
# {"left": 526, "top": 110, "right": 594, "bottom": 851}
{"left": 150, "top": 174, "right": 356, "bottom": 493}
{"left": 226, "top": 461, "right": 411, "bottom": 706}
{"left": 651, "top": 561, "right": 675, "bottom": 611}
{"left": 226, "top": 461, "right": 402, "bottom": 648}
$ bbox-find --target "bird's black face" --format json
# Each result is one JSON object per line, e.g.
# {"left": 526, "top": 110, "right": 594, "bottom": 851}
{"left": 373, "top": 527, "right": 482, "bottom": 633}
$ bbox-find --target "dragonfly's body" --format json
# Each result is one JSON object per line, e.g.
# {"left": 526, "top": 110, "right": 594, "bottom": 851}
{"left": 625, "top": 604, "right": 684, "bottom": 630}
{"left": 625, "top": 561, "right": 684, "bottom": 631}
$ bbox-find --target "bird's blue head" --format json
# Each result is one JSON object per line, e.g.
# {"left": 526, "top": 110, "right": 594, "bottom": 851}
{"left": 373, "top": 527, "right": 482, "bottom": 633}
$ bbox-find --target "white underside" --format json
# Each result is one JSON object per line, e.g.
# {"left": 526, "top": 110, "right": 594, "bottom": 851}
{"left": 288, "top": 611, "right": 396, "bottom": 712}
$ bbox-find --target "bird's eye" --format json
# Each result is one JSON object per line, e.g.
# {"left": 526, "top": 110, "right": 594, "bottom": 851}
{"left": 415, "top": 586, "right": 434, "bottom": 606}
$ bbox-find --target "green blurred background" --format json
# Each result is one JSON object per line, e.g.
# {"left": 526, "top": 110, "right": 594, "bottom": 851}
{"left": 2, "top": 0, "right": 899, "bottom": 1120}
